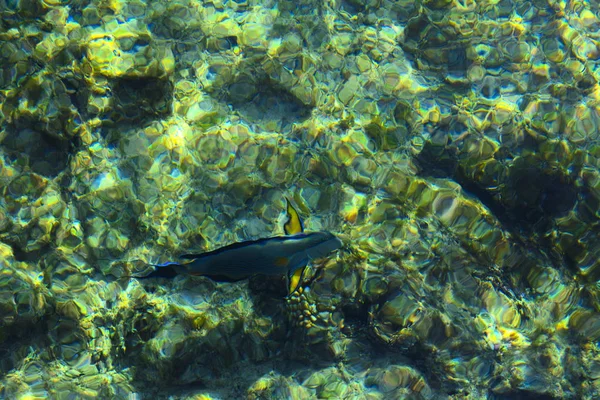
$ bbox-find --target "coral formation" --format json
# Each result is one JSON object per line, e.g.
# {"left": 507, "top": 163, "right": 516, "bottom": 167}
{"left": 1, "top": 0, "right": 600, "bottom": 398}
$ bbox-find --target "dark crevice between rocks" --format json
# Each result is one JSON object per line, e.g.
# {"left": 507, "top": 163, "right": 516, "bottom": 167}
{"left": 415, "top": 137, "right": 578, "bottom": 236}
{"left": 1, "top": 126, "right": 71, "bottom": 178}
{"left": 131, "top": 358, "right": 317, "bottom": 399}
{"left": 104, "top": 77, "right": 173, "bottom": 143}
{"left": 415, "top": 136, "right": 580, "bottom": 284}
{"left": 0, "top": 321, "right": 51, "bottom": 375}
{"left": 11, "top": 243, "right": 51, "bottom": 264}
{"left": 490, "top": 391, "right": 561, "bottom": 400}
{"left": 340, "top": 0, "right": 367, "bottom": 14}
{"left": 222, "top": 76, "right": 313, "bottom": 131}
{"left": 340, "top": 301, "right": 370, "bottom": 334}
{"left": 0, "top": 0, "right": 49, "bottom": 22}
{"left": 446, "top": 46, "right": 469, "bottom": 78}
{"left": 0, "top": 60, "right": 89, "bottom": 180}
{"left": 501, "top": 164, "right": 577, "bottom": 230}
{"left": 113, "top": 77, "right": 173, "bottom": 121}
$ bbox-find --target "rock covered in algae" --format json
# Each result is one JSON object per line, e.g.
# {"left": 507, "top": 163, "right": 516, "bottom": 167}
{"left": 247, "top": 372, "right": 310, "bottom": 400}
{"left": 0, "top": 343, "right": 134, "bottom": 399}
{"left": 83, "top": 19, "right": 174, "bottom": 80}
{"left": 139, "top": 286, "right": 284, "bottom": 383}
{"left": 0, "top": 242, "right": 49, "bottom": 329}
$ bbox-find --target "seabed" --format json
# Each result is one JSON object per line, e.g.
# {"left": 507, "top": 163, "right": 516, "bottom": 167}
{"left": 1, "top": 0, "right": 600, "bottom": 398}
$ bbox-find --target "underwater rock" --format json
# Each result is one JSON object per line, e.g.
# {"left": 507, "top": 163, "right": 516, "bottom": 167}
{"left": 1, "top": 68, "right": 85, "bottom": 142}
{"left": 0, "top": 242, "right": 49, "bottom": 329}
{"left": 248, "top": 372, "right": 309, "bottom": 400}
{"left": 83, "top": 19, "right": 173, "bottom": 80}
{"left": 364, "top": 365, "right": 432, "bottom": 398}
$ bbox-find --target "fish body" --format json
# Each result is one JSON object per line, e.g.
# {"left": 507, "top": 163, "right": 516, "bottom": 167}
{"left": 143, "top": 199, "right": 341, "bottom": 294}
{"left": 149, "top": 232, "right": 341, "bottom": 280}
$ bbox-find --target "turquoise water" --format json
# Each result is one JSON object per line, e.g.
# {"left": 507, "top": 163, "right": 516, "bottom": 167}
{"left": 1, "top": 0, "right": 600, "bottom": 398}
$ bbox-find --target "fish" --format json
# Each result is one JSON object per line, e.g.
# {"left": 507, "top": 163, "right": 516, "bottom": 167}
{"left": 142, "top": 198, "right": 342, "bottom": 295}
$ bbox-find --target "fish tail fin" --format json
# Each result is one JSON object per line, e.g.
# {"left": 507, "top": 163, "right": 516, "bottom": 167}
{"left": 138, "top": 262, "right": 182, "bottom": 279}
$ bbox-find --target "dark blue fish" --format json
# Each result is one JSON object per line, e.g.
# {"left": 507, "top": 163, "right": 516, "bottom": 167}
{"left": 143, "top": 199, "right": 342, "bottom": 294}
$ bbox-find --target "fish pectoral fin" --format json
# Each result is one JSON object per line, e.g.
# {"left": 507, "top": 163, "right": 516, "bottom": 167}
{"left": 284, "top": 198, "right": 304, "bottom": 235}
{"left": 287, "top": 262, "right": 309, "bottom": 295}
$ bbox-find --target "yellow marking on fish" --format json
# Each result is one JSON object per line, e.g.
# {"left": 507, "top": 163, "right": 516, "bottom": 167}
{"left": 288, "top": 266, "right": 306, "bottom": 295}
{"left": 284, "top": 198, "right": 303, "bottom": 235}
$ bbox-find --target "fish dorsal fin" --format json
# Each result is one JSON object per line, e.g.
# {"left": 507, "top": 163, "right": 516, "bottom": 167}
{"left": 284, "top": 198, "right": 304, "bottom": 235}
